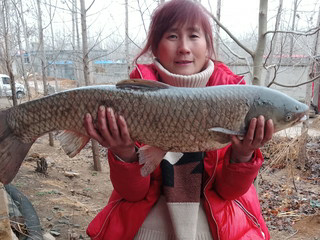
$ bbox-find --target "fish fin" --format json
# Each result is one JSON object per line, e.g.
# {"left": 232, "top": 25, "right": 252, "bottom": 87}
{"left": 208, "top": 127, "right": 244, "bottom": 136}
{"left": 116, "top": 79, "right": 171, "bottom": 91}
{"left": 0, "top": 110, "right": 33, "bottom": 184}
{"left": 138, "top": 145, "right": 166, "bottom": 177}
{"left": 57, "top": 131, "right": 90, "bottom": 157}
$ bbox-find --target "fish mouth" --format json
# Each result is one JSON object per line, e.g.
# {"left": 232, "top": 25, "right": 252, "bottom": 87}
{"left": 299, "top": 114, "right": 308, "bottom": 122}
{"left": 290, "top": 112, "right": 308, "bottom": 126}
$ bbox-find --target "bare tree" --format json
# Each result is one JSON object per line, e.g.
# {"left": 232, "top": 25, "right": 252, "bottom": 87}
{"left": 80, "top": 0, "right": 101, "bottom": 171}
{"left": 36, "top": 0, "right": 54, "bottom": 146}
{"left": 12, "top": 0, "right": 32, "bottom": 100}
{"left": 18, "top": 0, "right": 39, "bottom": 95}
{"left": 264, "top": 0, "right": 283, "bottom": 87}
{"left": 46, "top": 0, "right": 59, "bottom": 92}
{"left": 210, "top": 0, "right": 268, "bottom": 85}
{"left": 215, "top": 0, "right": 221, "bottom": 58}
{"left": 125, "top": 0, "right": 130, "bottom": 76}
{"left": 290, "top": 0, "right": 299, "bottom": 57}
{"left": 297, "top": 5, "right": 320, "bottom": 168}
{"left": 1, "top": 0, "right": 18, "bottom": 106}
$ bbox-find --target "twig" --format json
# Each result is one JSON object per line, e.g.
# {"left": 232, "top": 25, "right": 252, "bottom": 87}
{"left": 285, "top": 230, "right": 299, "bottom": 239}
{"left": 270, "top": 74, "right": 320, "bottom": 88}
{"left": 208, "top": 13, "right": 254, "bottom": 58}
{"left": 265, "top": 27, "right": 320, "bottom": 37}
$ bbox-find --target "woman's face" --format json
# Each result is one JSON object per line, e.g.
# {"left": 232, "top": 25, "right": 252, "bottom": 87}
{"left": 156, "top": 23, "right": 208, "bottom": 75}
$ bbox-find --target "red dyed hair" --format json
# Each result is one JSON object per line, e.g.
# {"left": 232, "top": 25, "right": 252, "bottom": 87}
{"left": 134, "top": 0, "right": 215, "bottom": 63}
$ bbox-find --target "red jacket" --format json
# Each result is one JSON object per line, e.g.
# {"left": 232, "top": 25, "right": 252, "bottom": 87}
{"left": 86, "top": 62, "right": 270, "bottom": 240}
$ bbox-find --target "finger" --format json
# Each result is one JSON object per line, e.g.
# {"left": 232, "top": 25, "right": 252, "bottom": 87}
{"left": 230, "top": 135, "right": 241, "bottom": 146}
{"left": 243, "top": 118, "right": 257, "bottom": 146}
{"left": 251, "top": 115, "right": 265, "bottom": 147}
{"left": 118, "top": 115, "right": 132, "bottom": 144}
{"left": 261, "top": 119, "right": 274, "bottom": 145}
{"left": 106, "top": 108, "right": 120, "bottom": 138}
{"left": 97, "top": 106, "right": 113, "bottom": 141}
{"left": 84, "top": 113, "right": 104, "bottom": 143}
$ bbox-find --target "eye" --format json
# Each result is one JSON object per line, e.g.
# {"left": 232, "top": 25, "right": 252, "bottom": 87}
{"left": 190, "top": 34, "right": 199, "bottom": 38}
{"left": 167, "top": 34, "right": 178, "bottom": 39}
{"left": 285, "top": 113, "right": 292, "bottom": 121}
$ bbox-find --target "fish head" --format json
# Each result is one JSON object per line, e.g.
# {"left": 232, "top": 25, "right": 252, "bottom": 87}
{"left": 244, "top": 87, "right": 309, "bottom": 133}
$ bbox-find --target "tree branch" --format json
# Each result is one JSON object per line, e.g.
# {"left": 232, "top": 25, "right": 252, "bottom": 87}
{"left": 209, "top": 13, "right": 255, "bottom": 58}
{"left": 265, "top": 26, "right": 320, "bottom": 37}
{"left": 86, "top": 0, "right": 96, "bottom": 12}
{"left": 268, "top": 74, "right": 320, "bottom": 88}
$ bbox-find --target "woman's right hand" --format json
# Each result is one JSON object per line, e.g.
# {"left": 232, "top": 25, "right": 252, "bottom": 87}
{"left": 83, "top": 106, "right": 138, "bottom": 163}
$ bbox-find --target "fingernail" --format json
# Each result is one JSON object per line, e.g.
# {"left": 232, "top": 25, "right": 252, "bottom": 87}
{"left": 99, "top": 106, "right": 105, "bottom": 111}
{"left": 107, "top": 107, "right": 112, "bottom": 113}
{"left": 86, "top": 113, "right": 91, "bottom": 119}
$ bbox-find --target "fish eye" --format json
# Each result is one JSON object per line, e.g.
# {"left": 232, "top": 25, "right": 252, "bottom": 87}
{"left": 285, "top": 113, "right": 292, "bottom": 121}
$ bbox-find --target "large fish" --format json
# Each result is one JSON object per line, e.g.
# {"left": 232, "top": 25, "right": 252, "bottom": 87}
{"left": 0, "top": 79, "right": 308, "bottom": 183}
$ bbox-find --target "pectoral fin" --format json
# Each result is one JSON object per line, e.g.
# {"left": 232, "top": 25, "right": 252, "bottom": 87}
{"left": 138, "top": 145, "right": 166, "bottom": 177}
{"left": 57, "top": 131, "right": 90, "bottom": 157}
{"left": 208, "top": 127, "right": 245, "bottom": 136}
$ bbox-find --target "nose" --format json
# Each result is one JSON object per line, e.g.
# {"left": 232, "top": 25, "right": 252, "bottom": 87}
{"left": 177, "top": 38, "right": 190, "bottom": 55}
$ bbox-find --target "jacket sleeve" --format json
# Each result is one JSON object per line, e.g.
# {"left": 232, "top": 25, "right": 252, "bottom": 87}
{"left": 105, "top": 64, "right": 156, "bottom": 201}
{"left": 108, "top": 150, "right": 151, "bottom": 201}
{"left": 212, "top": 145, "right": 264, "bottom": 200}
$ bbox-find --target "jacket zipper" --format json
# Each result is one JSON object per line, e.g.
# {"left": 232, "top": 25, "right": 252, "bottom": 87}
{"left": 203, "top": 151, "right": 220, "bottom": 240}
{"left": 234, "top": 200, "right": 265, "bottom": 239}
{"left": 203, "top": 152, "right": 266, "bottom": 240}
{"left": 93, "top": 199, "right": 122, "bottom": 239}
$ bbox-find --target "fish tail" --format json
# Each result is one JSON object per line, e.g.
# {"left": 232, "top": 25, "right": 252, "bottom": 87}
{"left": 0, "top": 110, "right": 33, "bottom": 184}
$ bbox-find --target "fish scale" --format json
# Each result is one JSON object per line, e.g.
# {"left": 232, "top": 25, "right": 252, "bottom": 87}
{"left": 0, "top": 79, "right": 309, "bottom": 184}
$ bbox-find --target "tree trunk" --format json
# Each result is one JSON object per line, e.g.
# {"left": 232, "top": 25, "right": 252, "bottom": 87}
{"left": 36, "top": 0, "right": 54, "bottom": 146}
{"left": 298, "top": 5, "right": 320, "bottom": 169}
{"left": 1, "top": 0, "right": 17, "bottom": 106}
{"left": 80, "top": 0, "right": 101, "bottom": 171}
{"left": 16, "top": 20, "right": 31, "bottom": 100}
{"left": 19, "top": 0, "right": 38, "bottom": 96}
{"left": 215, "top": 0, "right": 222, "bottom": 58}
{"left": 264, "top": 0, "right": 283, "bottom": 86}
{"left": 252, "top": 0, "right": 268, "bottom": 86}
{"left": 49, "top": 3, "right": 59, "bottom": 92}
{"left": 290, "top": 0, "right": 299, "bottom": 57}
{"left": 125, "top": 0, "right": 130, "bottom": 76}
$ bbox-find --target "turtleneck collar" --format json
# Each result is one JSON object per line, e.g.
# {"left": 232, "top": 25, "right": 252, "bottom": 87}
{"left": 153, "top": 59, "right": 214, "bottom": 88}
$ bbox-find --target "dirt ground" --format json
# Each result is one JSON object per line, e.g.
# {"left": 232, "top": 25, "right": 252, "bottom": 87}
{"left": 1, "top": 94, "right": 319, "bottom": 240}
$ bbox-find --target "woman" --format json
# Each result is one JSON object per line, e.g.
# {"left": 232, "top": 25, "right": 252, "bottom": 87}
{"left": 85, "top": 0, "right": 273, "bottom": 239}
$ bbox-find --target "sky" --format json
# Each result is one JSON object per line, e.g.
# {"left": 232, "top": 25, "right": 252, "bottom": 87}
{"left": 32, "top": 0, "right": 320, "bottom": 50}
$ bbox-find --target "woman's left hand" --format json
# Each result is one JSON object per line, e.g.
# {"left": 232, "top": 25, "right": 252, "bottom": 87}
{"left": 230, "top": 115, "right": 274, "bottom": 163}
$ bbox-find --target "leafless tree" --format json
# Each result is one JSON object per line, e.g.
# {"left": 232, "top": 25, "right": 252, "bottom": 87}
{"left": 36, "top": 0, "right": 54, "bottom": 146}
{"left": 0, "top": 0, "right": 18, "bottom": 106}
{"left": 264, "top": 0, "right": 283, "bottom": 87}
{"left": 80, "top": 0, "right": 101, "bottom": 171}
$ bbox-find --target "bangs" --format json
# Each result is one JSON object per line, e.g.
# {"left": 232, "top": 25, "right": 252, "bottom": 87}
{"left": 135, "top": 0, "right": 215, "bottom": 63}
{"left": 151, "top": 0, "right": 214, "bottom": 55}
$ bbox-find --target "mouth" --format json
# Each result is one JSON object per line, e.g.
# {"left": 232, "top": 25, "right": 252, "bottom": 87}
{"left": 175, "top": 60, "right": 193, "bottom": 65}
